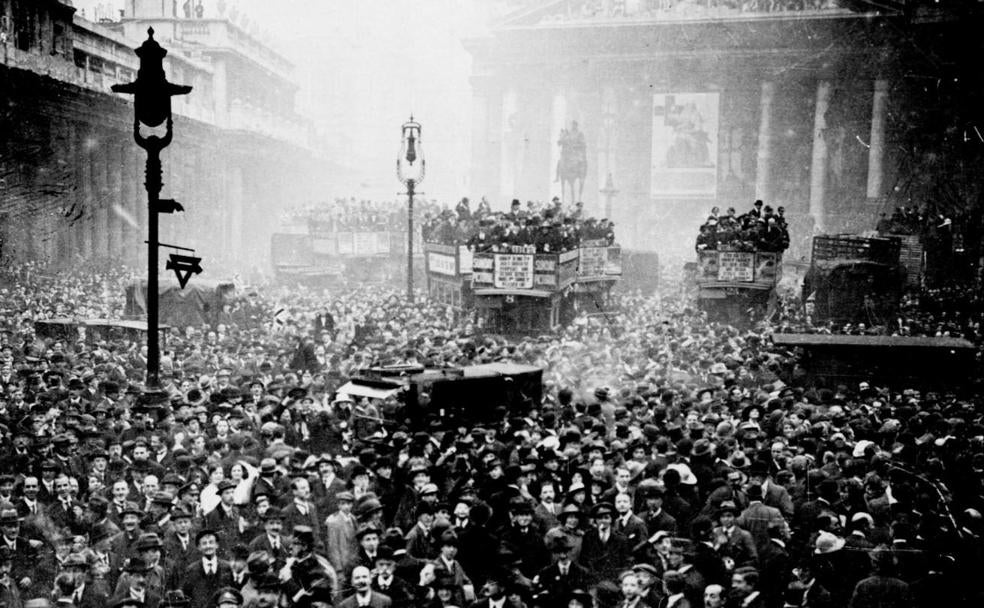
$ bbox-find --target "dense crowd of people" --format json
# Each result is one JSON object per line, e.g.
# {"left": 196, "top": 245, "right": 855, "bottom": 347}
{"left": 696, "top": 202, "right": 790, "bottom": 254}
{"left": 0, "top": 253, "right": 982, "bottom": 608}
{"left": 424, "top": 198, "right": 614, "bottom": 254}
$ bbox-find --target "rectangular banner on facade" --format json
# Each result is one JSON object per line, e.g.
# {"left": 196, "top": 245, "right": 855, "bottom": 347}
{"left": 428, "top": 252, "right": 457, "bottom": 276}
{"left": 458, "top": 246, "right": 473, "bottom": 275}
{"left": 717, "top": 251, "right": 755, "bottom": 281}
{"left": 493, "top": 254, "right": 534, "bottom": 289}
{"left": 651, "top": 92, "right": 719, "bottom": 198}
{"left": 578, "top": 247, "right": 608, "bottom": 279}
{"left": 353, "top": 232, "right": 376, "bottom": 256}
{"left": 337, "top": 232, "right": 354, "bottom": 256}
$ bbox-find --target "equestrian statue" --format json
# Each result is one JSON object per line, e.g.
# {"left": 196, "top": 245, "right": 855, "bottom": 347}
{"left": 555, "top": 121, "right": 587, "bottom": 205}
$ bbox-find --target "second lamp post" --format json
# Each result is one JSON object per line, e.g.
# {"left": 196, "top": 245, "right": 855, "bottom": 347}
{"left": 397, "top": 116, "right": 425, "bottom": 302}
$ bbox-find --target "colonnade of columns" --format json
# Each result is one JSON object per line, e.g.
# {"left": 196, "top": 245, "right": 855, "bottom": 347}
{"left": 472, "top": 72, "right": 892, "bottom": 233}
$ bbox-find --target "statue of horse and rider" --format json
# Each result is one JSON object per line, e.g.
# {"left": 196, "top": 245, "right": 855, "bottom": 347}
{"left": 555, "top": 121, "right": 587, "bottom": 205}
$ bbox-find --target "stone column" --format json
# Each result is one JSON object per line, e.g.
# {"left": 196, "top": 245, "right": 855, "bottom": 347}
{"left": 809, "top": 80, "right": 831, "bottom": 233}
{"left": 92, "top": 133, "right": 109, "bottom": 260}
{"left": 755, "top": 80, "right": 776, "bottom": 203}
{"left": 866, "top": 78, "right": 889, "bottom": 199}
{"left": 108, "top": 140, "right": 124, "bottom": 260}
{"left": 549, "top": 92, "right": 567, "bottom": 201}
{"left": 500, "top": 89, "right": 518, "bottom": 200}
{"left": 121, "top": 140, "right": 137, "bottom": 263}
{"left": 64, "top": 121, "right": 79, "bottom": 264}
{"left": 80, "top": 128, "right": 94, "bottom": 261}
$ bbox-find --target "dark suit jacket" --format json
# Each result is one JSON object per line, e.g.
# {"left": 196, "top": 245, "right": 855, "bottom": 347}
{"left": 247, "top": 532, "right": 290, "bottom": 569}
{"left": 180, "top": 559, "right": 233, "bottom": 608}
{"left": 578, "top": 529, "right": 630, "bottom": 583}
{"left": 76, "top": 580, "right": 111, "bottom": 608}
{"left": 337, "top": 591, "right": 392, "bottom": 608}
{"left": 107, "top": 589, "right": 161, "bottom": 608}
{"left": 642, "top": 509, "right": 678, "bottom": 536}
{"left": 372, "top": 576, "right": 416, "bottom": 608}
{"left": 713, "top": 526, "right": 758, "bottom": 567}
{"left": 203, "top": 504, "right": 245, "bottom": 555}
{"left": 281, "top": 501, "right": 324, "bottom": 550}
{"left": 163, "top": 530, "right": 198, "bottom": 572}
{"left": 535, "top": 562, "right": 592, "bottom": 608}
{"left": 615, "top": 513, "right": 649, "bottom": 546}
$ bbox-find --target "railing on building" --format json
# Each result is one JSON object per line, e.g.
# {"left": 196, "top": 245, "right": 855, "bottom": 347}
{"left": 531, "top": 0, "right": 854, "bottom": 25}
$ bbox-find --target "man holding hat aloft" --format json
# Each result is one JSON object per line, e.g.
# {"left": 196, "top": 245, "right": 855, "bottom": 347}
{"left": 578, "top": 502, "right": 630, "bottom": 583}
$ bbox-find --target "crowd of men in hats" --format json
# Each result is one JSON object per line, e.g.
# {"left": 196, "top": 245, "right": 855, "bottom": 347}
{"left": 0, "top": 251, "right": 983, "bottom": 608}
{"left": 423, "top": 198, "right": 613, "bottom": 254}
{"left": 696, "top": 202, "right": 789, "bottom": 254}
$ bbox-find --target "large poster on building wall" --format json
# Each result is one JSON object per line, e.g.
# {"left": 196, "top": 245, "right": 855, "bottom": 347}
{"left": 651, "top": 92, "right": 719, "bottom": 199}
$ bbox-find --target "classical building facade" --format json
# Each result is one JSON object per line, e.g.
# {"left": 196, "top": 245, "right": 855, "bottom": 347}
{"left": 0, "top": 0, "right": 323, "bottom": 271}
{"left": 466, "top": 1, "right": 983, "bottom": 255}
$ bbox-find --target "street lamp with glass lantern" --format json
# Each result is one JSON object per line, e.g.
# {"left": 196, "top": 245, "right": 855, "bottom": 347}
{"left": 112, "top": 27, "right": 192, "bottom": 389}
{"left": 397, "top": 116, "right": 425, "bottom": 303}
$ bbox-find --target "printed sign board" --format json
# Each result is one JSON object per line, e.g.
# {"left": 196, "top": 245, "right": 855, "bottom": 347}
{"left": 458, "top": 246, "right": 473, "bottom": 275}
{"left": 494, "top": 254, "right": 534, "bottom": 289}
{"left": 717, "top": 251, "right": 755, "bottom": 281}
{"left": 428, "top": 252, "right": 457, "bottom": 276}
{"left": 337, "top": 232, "right": 354, "bottom": 256}
{"left": 579, "top": 247, "right": 607, "bottom": 279}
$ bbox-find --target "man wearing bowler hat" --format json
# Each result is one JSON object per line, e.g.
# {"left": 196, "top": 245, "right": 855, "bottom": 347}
{"left": 248, "top": 506, "right": 289, "bottom": 570}
{"left": 114, "top": 533, "right": 165, "bottom": 598}
{"left": 109, "top": 556, "right": 161, "bottom": 608}
{"left": 579, "top": 502, "right": 630, "bottom": 583}
{"left": 496, "top": 497, "right": 549, "bottom": 579}
{"left": 181, "top": 530, "right": 232, "bottom": 608}
{"left": 534, "top": 531, "right": 591, "bottom": 608}
{"left": 163, "top": 509, "right": 197, "bottom": 572}
{"left": 282, "top": 525, "right": 337, "bottom": 606}
{"left": 205, "top": 480, "right": 245, "bottom": 556}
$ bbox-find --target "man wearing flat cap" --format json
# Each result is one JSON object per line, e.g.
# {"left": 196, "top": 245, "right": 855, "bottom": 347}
{"left": 325, "top": 491, "right": 358, "bottom": 575}
{"left": 204, "top": 480, "right": 246, "bottom": 557}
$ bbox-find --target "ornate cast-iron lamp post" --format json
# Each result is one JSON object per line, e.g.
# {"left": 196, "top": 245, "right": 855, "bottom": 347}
{"left": 397, "top": 116, "right": 425, "bottom": 303}
{"left": 112, "top": 28, "right": 192, "bottom": 388}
